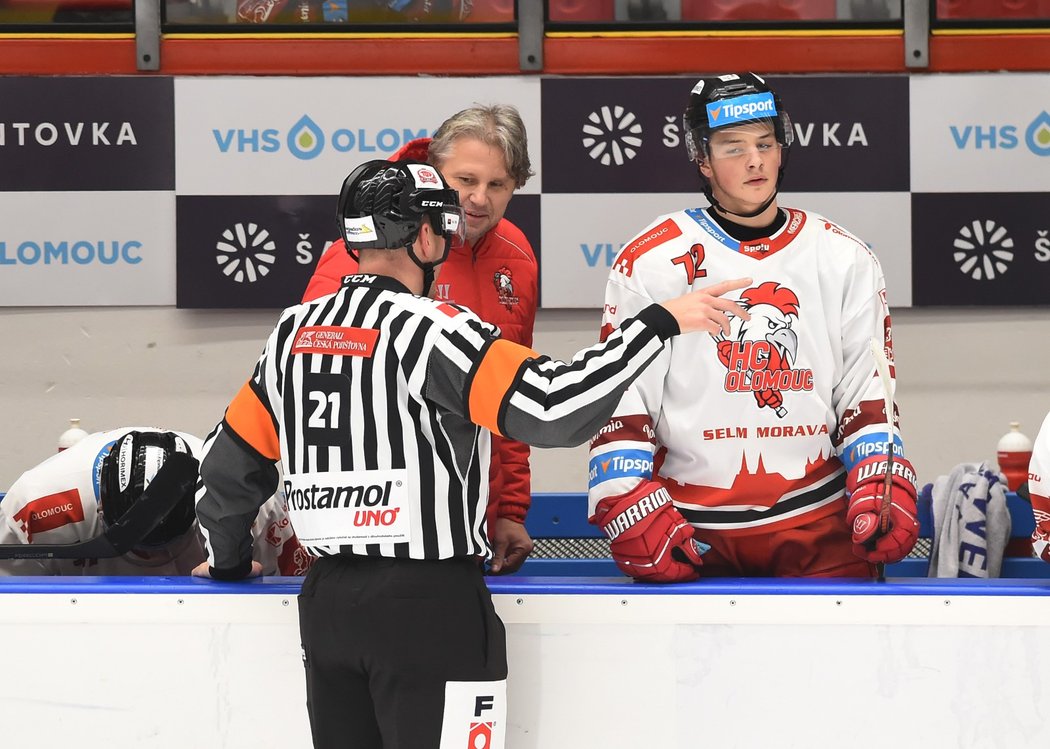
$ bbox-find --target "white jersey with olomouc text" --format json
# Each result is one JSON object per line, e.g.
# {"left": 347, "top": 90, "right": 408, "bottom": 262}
{"left": 588, "top": 206, "right": 906, "bottom": 535}
{"left": 0, "top": 428, "right": 310, "bottom": 576}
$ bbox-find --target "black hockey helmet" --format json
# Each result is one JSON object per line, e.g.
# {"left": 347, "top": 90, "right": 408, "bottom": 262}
{"left": 683, "top": 73, "right": 793, "bottom": 218}
{"left": 336, "top": 158, "right": 465, "bottom": 261}
{"left": 683, "top": 72, "right": 794, "bottom": 163}
{"left": 99, "top": 431, "right": 197, "bottom": 548}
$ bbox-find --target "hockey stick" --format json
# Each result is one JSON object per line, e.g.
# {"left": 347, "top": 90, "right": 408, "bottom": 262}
{"left": 0, "top": 452, "right": 199, "bottom": 560}
{"left": 869, "top": 338, "right": 895, "bottom": 582}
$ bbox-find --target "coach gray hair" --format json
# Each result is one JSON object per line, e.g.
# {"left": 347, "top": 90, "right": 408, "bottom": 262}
{"left": 428, "top": 104, "right": 534, "bottom": 189}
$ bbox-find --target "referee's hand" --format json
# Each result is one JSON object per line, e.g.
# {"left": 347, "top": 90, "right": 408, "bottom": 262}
{"left": 661, "top": 277, "right": 752, "bottom": 336}
{"left": 191, "top": 560, "right": 264, "bottom": 579}
{"left": 488, "top": 518, "right": 534, "bottom": 575}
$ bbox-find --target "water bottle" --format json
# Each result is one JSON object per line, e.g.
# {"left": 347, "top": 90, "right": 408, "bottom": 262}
{"left": 997, "top": 421, "right": 1033, "bottom": 492}
{"left": 58, "top": 418, "right": 89, "bottom": 452}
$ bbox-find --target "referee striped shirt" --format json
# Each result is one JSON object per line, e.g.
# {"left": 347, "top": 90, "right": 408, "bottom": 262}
{"left": 196, "top": 273, "right": 679, "bottom": 577}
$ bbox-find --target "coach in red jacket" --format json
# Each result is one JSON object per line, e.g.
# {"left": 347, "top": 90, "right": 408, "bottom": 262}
{"left": 302, "top": 104, "right": 538, "bottom": 574}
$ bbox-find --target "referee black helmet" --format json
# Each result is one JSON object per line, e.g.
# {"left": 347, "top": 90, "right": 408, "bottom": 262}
{"left": 337, "top": 159, "right": 465, "bottom": 261}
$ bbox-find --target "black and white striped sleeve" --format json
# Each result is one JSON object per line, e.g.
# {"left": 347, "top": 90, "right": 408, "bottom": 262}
{"left": 425, "top": 304, "right": 679, "bottom": 448}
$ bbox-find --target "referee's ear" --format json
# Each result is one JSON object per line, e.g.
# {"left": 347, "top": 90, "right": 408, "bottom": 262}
{"left": 417, "top": 221, "right": 444, "bottom": 264}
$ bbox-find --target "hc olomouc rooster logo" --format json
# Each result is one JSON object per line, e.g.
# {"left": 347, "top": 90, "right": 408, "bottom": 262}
{"left": 712, "top": 281, "right": 813, "bottom": 418}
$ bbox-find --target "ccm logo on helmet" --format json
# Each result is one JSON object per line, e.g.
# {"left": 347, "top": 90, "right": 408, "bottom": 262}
{"left": 601, "top": 487, "right": 672, "bottom": 541}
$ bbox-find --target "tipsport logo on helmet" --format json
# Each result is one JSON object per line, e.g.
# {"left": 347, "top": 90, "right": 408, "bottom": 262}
{"left": 212, "top": 114, "right": 430, "bottom": 161}
{"left": 706, "top": 92, "right": 778, "bottom": 128}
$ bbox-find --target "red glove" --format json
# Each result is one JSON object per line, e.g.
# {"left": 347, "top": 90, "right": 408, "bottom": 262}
{"left": 846, "top": 454, "right": 919, "bottom": 563}
{"left": 590, "top": 481, "right": 704, "bottom": 583}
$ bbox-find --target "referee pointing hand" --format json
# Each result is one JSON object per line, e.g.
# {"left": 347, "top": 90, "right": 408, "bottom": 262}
{"left": 193, "top": 158, "right": 751, "bottom": 749}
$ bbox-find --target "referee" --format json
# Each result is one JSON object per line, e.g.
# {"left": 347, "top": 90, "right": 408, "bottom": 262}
{"left": 192, "top": 158, "right": 751, "bottom": 749}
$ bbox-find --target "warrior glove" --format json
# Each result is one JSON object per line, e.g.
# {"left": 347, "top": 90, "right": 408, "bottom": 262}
{"left": 590, "top": 481, "right": 705, "bottom": 583}
{"left": 846, "top": 455, "right": 920, "bottom": 564}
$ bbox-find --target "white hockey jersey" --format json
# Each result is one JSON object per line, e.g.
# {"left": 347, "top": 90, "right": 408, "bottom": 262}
{"left": 589, "top": 206, "right": 905, "bottom": 535}
{"left": 1028, "top": 411, "right": 1050, "bottom": 561}
{"left": 0, "top": 428, "right": 311, "bottom": 576}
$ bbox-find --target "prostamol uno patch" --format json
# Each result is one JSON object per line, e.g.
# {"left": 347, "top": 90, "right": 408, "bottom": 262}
{"left": 284, "top": 469, "right": 410, "bottom": 545}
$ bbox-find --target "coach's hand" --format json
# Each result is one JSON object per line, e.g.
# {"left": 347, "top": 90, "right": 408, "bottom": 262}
{"left": 590, "top": 480, "right": 705, "bottom": 583}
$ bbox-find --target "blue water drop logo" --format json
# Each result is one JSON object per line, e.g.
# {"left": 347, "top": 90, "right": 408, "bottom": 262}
{"left": 1025, "top": 111, "right": 1050, "bottom": 156}
{"left": 287, "top": 115, "right": 326, "bottom": 160}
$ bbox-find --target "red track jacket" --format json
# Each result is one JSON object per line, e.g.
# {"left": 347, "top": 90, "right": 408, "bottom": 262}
{"left": 302, "top": 141, "right": 538, "bottom": 525}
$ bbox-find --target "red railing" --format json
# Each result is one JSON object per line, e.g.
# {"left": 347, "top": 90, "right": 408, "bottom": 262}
{"left": 0, "top": 0, "right": 1047, "bottom": 75}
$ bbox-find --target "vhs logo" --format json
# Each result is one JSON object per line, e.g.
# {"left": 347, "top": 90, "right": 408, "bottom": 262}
{"left": 213, "top": 115, "right": 429, "bottom": 161}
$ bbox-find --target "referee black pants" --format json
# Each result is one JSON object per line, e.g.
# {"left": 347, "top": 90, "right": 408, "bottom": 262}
{"left": 298, "top": 554, "right": 508, "bottom": 749}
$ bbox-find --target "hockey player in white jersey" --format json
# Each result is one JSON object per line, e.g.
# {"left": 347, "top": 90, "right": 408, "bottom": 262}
{"left": 0, "top": 428, "right": 310, "bottom": 576}
{"left": 588, "top": 73, "right": 920, "bottom": 581}
{"left": 1027, "top": 411, "right": 1050, "bottom": 562}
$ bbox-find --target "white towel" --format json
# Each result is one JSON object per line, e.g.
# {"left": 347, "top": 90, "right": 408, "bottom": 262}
{"left": 928, "top": 461, "right": 1011, "bottom": 578}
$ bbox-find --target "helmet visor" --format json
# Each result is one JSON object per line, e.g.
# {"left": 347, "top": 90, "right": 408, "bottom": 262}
{"left": 440, "top": 206, "right": 466, "bottom": 248}
{"left": 705, "top": 124, "right": 782, "bottom": 162}
{"left": 423, "top": 187, "right": 466, "bottom": 248}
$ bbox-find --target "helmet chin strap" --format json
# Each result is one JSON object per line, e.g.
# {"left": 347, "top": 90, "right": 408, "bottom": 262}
{"left": 420, "top": 264, "right": 437, "bottom": 296}
{"left": 405, "top": 232, "right": 450, "bottom": 296}
{"left": 405, "top": 244, "right": 436, "bottom": 295}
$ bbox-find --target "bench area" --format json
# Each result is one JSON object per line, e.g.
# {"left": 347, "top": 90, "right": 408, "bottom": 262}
{"left": 2, "top": 488, "right": 1043, "bottom": 578}
{"left": 518, "top": 490, "right": 1047, "bottom": 579}
{"left": 2, "top": 494, "right": 1050, "bottom": 746}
